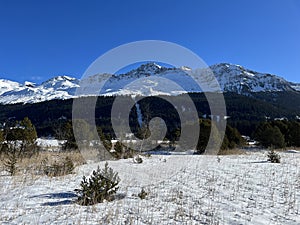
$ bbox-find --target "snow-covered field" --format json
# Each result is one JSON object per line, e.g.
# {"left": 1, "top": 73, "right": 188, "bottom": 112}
{"left": 36, "top": 138, "right": 66, "bottom": 152}
{"left": 0, "top": 150, "right": 299, "bottom": 224}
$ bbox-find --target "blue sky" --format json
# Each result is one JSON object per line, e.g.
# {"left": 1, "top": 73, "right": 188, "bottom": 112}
{"left": 0, "top": 0, "right": 300, "bottom": 83}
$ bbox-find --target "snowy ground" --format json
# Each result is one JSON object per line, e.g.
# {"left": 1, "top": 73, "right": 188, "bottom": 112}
{"left": 0, "top": 150, "right": 299, "bottom": 225}
{"left": 36, "top": 138, "right": 66, "bottom": 152}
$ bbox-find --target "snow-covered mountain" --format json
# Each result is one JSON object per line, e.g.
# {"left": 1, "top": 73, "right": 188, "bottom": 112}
{"left": 0, "top": 76, "right": 79, "bottom": 104}
{"left": 0, "top": 63, "right": 299, "bottom": 104}
{"left": 290, "top": 82, "right": 300, "bottom": 91}
{"left": 0, "top": 79, "right": 24, "bottom": 96}
{"left": 211, "top": 63, "right": 296, "bottom": 94}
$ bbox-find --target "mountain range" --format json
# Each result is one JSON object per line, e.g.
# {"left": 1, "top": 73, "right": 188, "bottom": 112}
{"left": 0, "top": 63, "right": 299, "bottom": 105}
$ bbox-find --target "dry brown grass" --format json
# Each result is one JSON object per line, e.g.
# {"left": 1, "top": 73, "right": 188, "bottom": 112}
{"left": 0, "top": 150, "right": 86, "bottom": 176}
{"left": 218, "top": 148, "right": 247, "bottom": 155}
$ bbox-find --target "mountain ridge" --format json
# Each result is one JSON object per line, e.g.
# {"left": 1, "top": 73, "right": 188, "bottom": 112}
{"left": 0, "top": 63, "right": 299, "bottom": 104}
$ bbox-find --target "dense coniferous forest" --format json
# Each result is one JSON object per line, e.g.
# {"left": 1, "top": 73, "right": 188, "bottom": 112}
{"left": 0, "top": 92, "right": 299, "bottom": 149}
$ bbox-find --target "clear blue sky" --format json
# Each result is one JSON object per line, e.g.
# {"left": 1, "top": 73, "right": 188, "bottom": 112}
{"left": 1, "top": 0, "right": 300, "bottom": 83}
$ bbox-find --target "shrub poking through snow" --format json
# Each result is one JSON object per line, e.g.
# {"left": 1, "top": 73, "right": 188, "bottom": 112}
{"left": 267, "top": 149, "right": 281, "bottom": 163}
{"left": 138, "top": 188, "right": 148, "bottom": 200}
{"left": 133, "top": 155, "right": 143, "bottom": 164}
{"left": 75, "top": 162, "right": 120, "bottom": 205}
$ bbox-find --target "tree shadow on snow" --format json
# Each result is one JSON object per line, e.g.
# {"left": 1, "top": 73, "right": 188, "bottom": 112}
{"left": 41, "top": 199, "right": 74, "bottom": 206}
{"left": 30, "top": 191, "right": 77, "bottom": 206}
{"left": 249, "top": 160, "right": 269, "bottom": 164}
{"left": 31, "top": 191, "right": 126, "bottom": 206}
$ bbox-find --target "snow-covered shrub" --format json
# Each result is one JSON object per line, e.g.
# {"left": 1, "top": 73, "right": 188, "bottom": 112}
{"left": 75, "top": 162, "right": 120, "bottom": 205}
{"left": 267, "top": 149, "right": 281, "bottom": 163}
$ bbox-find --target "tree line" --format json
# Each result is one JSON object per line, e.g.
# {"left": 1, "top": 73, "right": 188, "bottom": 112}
{"left": 253, "top": 120, "right": 300, "bottom": 149}
{"left": 1, "top": 92, "right": 299, "bottom": 138}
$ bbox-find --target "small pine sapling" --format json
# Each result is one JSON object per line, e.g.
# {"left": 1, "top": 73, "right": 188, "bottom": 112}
{"left": 75, "top": 162, "right": 120, "bottom": 205}
{"left": 267, "top": 149, "right": 281, "bottom": 163}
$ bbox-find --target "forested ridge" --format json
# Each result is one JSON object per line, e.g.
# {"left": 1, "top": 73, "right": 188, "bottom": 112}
{"left": 0, "top": 92, "right": 299, "bottom": 149}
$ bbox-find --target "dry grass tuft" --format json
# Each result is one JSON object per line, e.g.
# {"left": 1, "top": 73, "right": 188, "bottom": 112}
{"left": 0, "top": 151, "right": 86, "bottom": 176}
{"left": 218, "top": 148, "right": 247, "bottom": 155}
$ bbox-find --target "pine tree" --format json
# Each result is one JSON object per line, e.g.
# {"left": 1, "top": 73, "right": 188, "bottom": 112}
{"left": 224, "top": 125, "right": 245, "bottom": 149}
{"left": 21, "top": 117, "right": 37, "bottom": 145}
{"left": 20, "top": 117, "right": 38, "bottom": 156}
{"left": 196, "top": 119, "right": 221, "bottom": 154}
{"left": 5, "top": 117, "right": 38, "bottom": 157}
{"left": 97, "top": 127, "right": 112, "bottom": 151}
{"left": 254, "top": 123, "right": 285, "bottom": 148}
{"left": 287, "top": 121, "right": 300, "bottom": 147}
{"left": 62, "top": 119, "right": 95, "bottom": 151}
{"left": 75, "top": 162, "right": 120, "bottom": 205}
{"left": 62, "top": 121, "right": 78, "bottom": 150}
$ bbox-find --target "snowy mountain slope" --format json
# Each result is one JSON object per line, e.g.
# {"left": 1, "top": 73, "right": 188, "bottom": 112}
{"left": 211, "top": 63, "right": 296, "bottom": 94}
{"left": 291, "top": 82, "right": 300, "bottom": 91}
{"left": 0, "top": 63, "right": 299, "bottom": 104}
{"left": 0, "top": 76, "right": 79, "bottom": 104}
{"left": 98, "top": 64, "right": 202, "bottom": 96}
{"left": 0, "top": 79, "right": 24, "bottom": 95}
{"left": 40, "top": 75, "right": 79, "bottom": 93}
{"left": 66, "top": 62, "right": 300, "bottom": 97}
